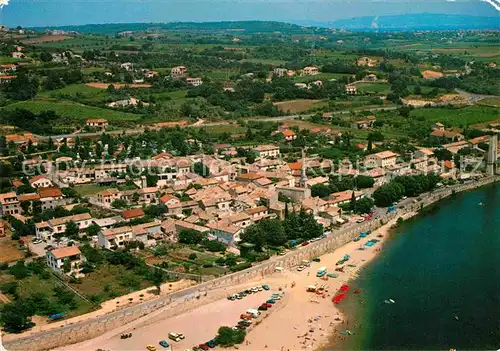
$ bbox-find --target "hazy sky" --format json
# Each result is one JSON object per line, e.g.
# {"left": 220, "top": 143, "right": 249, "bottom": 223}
{"left": 0, "top": 0, "right": 498, "bottom": 27}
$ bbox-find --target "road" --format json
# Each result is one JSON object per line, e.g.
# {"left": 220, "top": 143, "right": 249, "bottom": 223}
{"left": 454, "top": 88, "right": 498, "bottom": 105}
{"left": 34, "top": 105, "right": 399, "bottom": 141}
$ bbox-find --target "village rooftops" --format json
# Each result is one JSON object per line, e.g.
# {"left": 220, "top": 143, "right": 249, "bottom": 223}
{"left": 246, "top": 205, "right": 268, "bottom": 214}
{"left": 18, "top": 193, "right": 41, "bottom": 202}
{"left": 99, "top": 188, "right": 120, "bottom": 196}
{"left": 49, "top": 246, "right": 81, "bottom": 259}
{"left": 38, "top": 187, "right": 63, "bottom": 199}
{"left": 102, "top": 226, "right": 133, "bottom": 238}
{"left": 0, "top": 192, "right": 18, "bottom": 203}
{"left": 369, "top": 151, "right": 398, "bottom": 159}
{"left": 206, "top": 222, "right": 242, "bottom": 235}
{"left": 48, "top": 213, "right": 91, "bottom": 227}
{"left": 122, "top": 208, "right": 145, "bottom": 220}
{"left": 253, "top": 144, "right": 279, "bottom": 152}
{"left": 86, "top": 118, "right": 108, "bottom": 124}
{"left": 282, "top": 129, "right": 296, "bottom": 137}
{"left": 236, "top": 173, "right": 263, "bottom": 181}
{"left": 430, "top": 130, "right": 463, "bottom": 138}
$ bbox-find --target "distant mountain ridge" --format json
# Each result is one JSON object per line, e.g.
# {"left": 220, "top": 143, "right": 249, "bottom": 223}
{"left": 297, "top": 13, "right": 499, "bottom": 31}
{"left": 31, "top": 14, "right": 499, "bottom": 34}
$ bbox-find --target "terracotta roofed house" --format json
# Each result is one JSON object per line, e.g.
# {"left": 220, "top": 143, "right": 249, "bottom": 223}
{"left": 365, "top": 151, "right": 398, "bottom": 168}
{"left": 86, "top": 119, "right": 108, "bottom": 129}
{"left": 122, "top": 208, "right": 145, "bottom": 221}
{"left": 29, "top": 175, "right": 53, "bottom": 188}
{"left": 46, "top": 246, "right": 85, "bottom": 277}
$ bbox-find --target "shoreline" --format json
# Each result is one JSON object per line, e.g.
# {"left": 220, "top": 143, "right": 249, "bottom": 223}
{"left": 64, "top": 212, "right": 415, "bottom": 351}
{"left": 4, "top": 177, "right": 498, "bottom": 351}
{"left": 237, "top": 212, "right": 418, "bottom": 351}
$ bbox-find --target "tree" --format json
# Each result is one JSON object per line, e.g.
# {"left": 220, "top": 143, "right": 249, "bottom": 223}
{"left": 9, "top": 261, "right": 30, "bottom": 280}
{"left": 62, "top": 258, "right": 71, "bottom": 273}
{"left": 215, "top": 326, "right": 246, "bottom": 347}
{"left": 0, "top": 299, "right": 35, "bottom": 333}
{"left": 355, "top": 197, "right": 375, "bottom": 214}
{"left": 373, "top": 182, "right": 404, "bottom": 207}
{"left": 245, "top": 150, "right": 257, "bottom": 164}
{"left": 178, "top": 229, "right": 204, "bottom": 245}
{"left": 350, "top": 191, "right": 357, "bottom": 212}
{"left": 356, "top": 175, "right": 375, "bottom": 189}
{"left": 5, "top": 73, "right": 38, "bottom": 100}
{"left": 111, "top": 199, "right": 128, "bottom": 209}
{"left": 150, "top": 268, "right": 165, "bottom": 294}
{"left": 193, "top": 162, "right": 210, "bottom": 177}
{"left": 311, "top": 184, "right": 331, "bottom": 198}
{"left": 63, "top": 221, "right": 79, "bottom": 239}
{"left": 39, "top": 51, "right": 53, "bottom": 62}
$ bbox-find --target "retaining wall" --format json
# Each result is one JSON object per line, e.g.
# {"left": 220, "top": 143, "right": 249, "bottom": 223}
{"left": 4, "top": 176, "right": 497, "bottom": 351}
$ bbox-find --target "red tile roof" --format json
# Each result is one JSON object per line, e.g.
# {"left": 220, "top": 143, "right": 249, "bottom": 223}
{"left": 122, "top": 208, "right": 144, "bottom": 219}
{"left": 38, "top": 187, "right": 63, "bottom": 198}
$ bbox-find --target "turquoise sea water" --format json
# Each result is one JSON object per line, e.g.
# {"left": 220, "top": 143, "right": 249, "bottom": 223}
{"left": 331, "top": 184, "right": 500, "bottom": 350}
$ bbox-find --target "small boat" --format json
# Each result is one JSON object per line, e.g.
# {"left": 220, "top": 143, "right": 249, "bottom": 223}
{"left": 454, "top": 315, "right": 459, "bottom": 321}
{"left": 384, "top": 299, "right": 396, "bottom": 304}
{"left": 389, "top": 299, "right": 395, "bottom": 304}
{"left": 340, "top": 329, "right": 353, "bottom": 335}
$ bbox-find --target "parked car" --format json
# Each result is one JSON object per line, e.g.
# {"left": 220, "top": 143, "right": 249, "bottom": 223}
{"left": 263, "top": 303, "right": 273, "bottom": 308}
{"left": 301, "top": 241, "right": 309, "bottom": 246}
{"left": 168, "top": 332, "right": 184, "bottom": 342}
{"left": 262, "top": 284, "right": 270, "bottom": 290}
{"left": 297, "top": 265, "right": 305, "bottom": 271}
{"left": 146, "top": 345, "right": 157, "bottom": 351}
{"left": 258, "top": 305, "right": 268, "bottom": 311}
{"left": 198, "top": 344, "right": 209, "bottom": 350}
{"left": 206, "top": 340, "right": 217, "bottom": 348}
{"left": 159, "top": 340, "right": 169, "bottom": 348}
{"left": 266, "top": 299, "right": 275, "bottom": 304}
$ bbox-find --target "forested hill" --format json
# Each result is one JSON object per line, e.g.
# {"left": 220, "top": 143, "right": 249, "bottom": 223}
{"left": 306, "top": 14, "right": 500, "bottom": 31}
{"left": 31, "top": 21, "right": 319, "bottom": 35}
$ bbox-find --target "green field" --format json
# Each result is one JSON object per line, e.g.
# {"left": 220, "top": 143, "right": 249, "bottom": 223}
{"left": 354, "top": 82, "right": 390, "bottom": 94}
{"left": 294, "top": 73, "right": 351, "bottom": 83}
{"left": 3, "top": 99, "right": 141, "bottom": 121}
{"left": 74, "top": 184, "right": 113, "bottom": 196}
{"left": 38, "top": 84, "right": 105, "bottom": 98}
{"left": 69, "top": 264, "right": 153, "bottom": 300}
{"left": 0, "top": 271, "right": 95, "bottom": 318}
{"left": 242, "top": 58, "right": 287, "bottom": 66}
{"left": 410, "top": 106, "right": 500, "bottom": 127}
{"left": 477, "top": 97, "right": 500, "bottom": 108}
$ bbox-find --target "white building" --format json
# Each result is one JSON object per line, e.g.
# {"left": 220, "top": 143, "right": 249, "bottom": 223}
{"left": 98, "top": 226, "right": 135, "bottom": 250}
{"left": 35, "top": 213, "right": 92, "bottom": 241}
{"left": 253, "top": 145, "right": 280, "bottom": 158}
{"left": 186, "top": 77, "right": 203, "bottom": 87}
{"left": 29, "top": 175, "right": 53, "bottom": 188}
{"left": 46, "top": 246, "right": 85, "bottom": 277}
{"left": 365, "top": 151, "right": 398, "bottom": 168}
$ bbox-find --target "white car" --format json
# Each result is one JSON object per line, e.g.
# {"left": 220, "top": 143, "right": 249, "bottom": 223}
{"left": 297, "top": 265, "right": 305, "bottom": 271}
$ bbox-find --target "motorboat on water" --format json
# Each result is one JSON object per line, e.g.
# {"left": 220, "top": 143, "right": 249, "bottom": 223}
{"left": 384, "top": 299, "right": 396, "bottom": 304}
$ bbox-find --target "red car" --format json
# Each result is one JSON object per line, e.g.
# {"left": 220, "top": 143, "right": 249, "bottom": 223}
{"left": 199, "top": 344, "right": 210, "bottom": 350}
{"left": 301, "top": 241, "right": 309, "bottom": 246}
{"left": 264, "top": 303, "right": 273, "bottom": 308}
{"left": 240, "top": 313, "right": 252, "bottom": 320}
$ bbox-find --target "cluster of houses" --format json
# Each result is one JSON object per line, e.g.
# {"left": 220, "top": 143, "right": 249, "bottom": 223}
{"left": 2, "top": 115, "right": 496, "bottom": 279}
{"left": 0, "top": 177, "right": 70, "bottom": 217}
{"left": 170, "top": 66, "right": 203, "bottom": 86}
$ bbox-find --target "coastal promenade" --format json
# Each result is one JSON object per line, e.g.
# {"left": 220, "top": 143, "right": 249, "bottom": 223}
{"left": 3, "top": 176, "right": 498, "bottom": 351}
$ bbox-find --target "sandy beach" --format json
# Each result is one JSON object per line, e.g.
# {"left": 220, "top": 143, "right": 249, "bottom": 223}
{"left": 61, "top": 214, "right": 414, "bottom": 351}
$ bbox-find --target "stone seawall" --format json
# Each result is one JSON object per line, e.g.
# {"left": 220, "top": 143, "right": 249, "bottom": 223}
{"left": 4, "top": 176, "right": 498, "bottom": 351}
